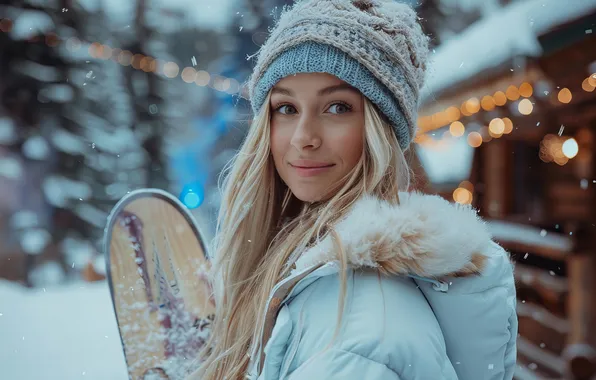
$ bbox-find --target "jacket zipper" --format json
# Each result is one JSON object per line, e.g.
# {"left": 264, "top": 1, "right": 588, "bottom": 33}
{"left": 407, "top": 274, "right": 449, "bottom": 292}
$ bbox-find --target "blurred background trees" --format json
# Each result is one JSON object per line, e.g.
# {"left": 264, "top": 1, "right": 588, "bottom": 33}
{"left": 0, "top": 0, "right": 294, "bottom": 287}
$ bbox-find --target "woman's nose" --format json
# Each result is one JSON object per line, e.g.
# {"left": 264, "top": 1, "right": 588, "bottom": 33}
{"left": 290, "top": 114, "right": 322, "bottom": 150}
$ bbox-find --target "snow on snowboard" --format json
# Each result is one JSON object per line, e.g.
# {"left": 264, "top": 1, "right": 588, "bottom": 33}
{"left": 104, "top": 189, "right": 215, "bottom": 379}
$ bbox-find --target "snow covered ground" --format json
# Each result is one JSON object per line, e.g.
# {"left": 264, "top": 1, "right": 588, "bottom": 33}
{"left": 0, "top": 280, "right": 128, "bottom": 380}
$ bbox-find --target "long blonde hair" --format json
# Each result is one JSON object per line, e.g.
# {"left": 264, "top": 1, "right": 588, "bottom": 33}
{"left": 189, "top": 92, "right": 411, "bottom": 379}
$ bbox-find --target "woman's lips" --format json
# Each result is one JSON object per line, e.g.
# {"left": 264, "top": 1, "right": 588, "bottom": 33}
{"left": 290, "top": 163, "right": 335, "bottom": 177}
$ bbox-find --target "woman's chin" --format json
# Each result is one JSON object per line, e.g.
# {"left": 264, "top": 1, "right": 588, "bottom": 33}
{"left": 292, "top": 192, "right": 320, "bottom": 203}
{"left": 289, "top": 187, "right": 332, "bottom": 203}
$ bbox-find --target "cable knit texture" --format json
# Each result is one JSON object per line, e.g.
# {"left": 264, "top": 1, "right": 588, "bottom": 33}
{"left": 247, "top": 0, "right": 430, "bottom": 149}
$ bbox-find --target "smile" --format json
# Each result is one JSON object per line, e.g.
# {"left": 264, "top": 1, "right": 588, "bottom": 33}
{"left": 290, "top": 163, "right": 335, "bottom": 177}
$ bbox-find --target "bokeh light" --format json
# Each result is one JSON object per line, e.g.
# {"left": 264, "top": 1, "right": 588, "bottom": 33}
{"left": 493, "top": 91, "right": 507, "bottom": 106}
{"left": 506, "top": 85, "right": 520, "bottom": 101}
{"left": 449, "top": 121, "right": 465, "bottom": 137}
{"left": 518, "top": 99, "right": 533, "bottom": 115}
{"left": 181, "top": 67, "right": 197, "bottom": 83}
{"left": 118, "top": 50, "right": 133, "bottom": 66}
{"left": 489, "top": 118, "right": 505, "bottom": 135}
{"left": 582, "top": 77, "right": 595, "bottom": 92}
{"left": 467, "top": 132, "right": 483, "bottom": 147}
{"left": 519, "top": 82, "right": 533, "bottom": 97}
{"left": 179, "top": 184, "right": 205, "bottom": 209}
{"left": 195, "top": 70, "right": 211, "bottom": 86}
{"left": 502, "top": 117, "right": 514, "bottom": 134}
{"left": 481, "top": 96, "right": 495, "bottom": 111}
{"left": 163, "top": 62, "right": 180, "bottom": 78}
{"left": 562, "top": 138, "right": 579, "bottom": 159}
{"left": 453, "top": 187, "right": 473, "bottom": 204}
{"left": 558, "top": 88, "right": 572, "bottom": 103}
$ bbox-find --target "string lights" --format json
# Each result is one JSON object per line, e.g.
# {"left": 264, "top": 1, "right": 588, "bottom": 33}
{"left": 414, "top": 57, "right": 593, "bottom": 205}
{"left": 0, "top": 17, "right": 244, "bottom": 97}
{"left": 417, "top": 76, "right": 594, "bottom": 149}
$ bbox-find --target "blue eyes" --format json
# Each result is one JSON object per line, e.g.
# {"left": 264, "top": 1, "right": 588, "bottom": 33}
{"left": 328, "top": 103, "right": 352, "bottom": 114}
{"left": 274, "top": 102, "right": 353, "bottom": 115}
{"left": 275, "top": 104, "right": 297, "bottom": 115}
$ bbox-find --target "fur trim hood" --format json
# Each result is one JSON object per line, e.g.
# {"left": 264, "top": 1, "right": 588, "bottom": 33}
{"left": 292, "top": 192, "right": 492, "bottom": 279}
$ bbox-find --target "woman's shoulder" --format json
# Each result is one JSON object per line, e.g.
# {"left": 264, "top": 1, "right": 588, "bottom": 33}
{"left": 411, "top": 242, "right": 518, "bottom": 379}
{"left": 284, "top": 245, "right": 516, "bottom": 379}
{"left": 290, "top": 267, "right": 443, "bottom": 330}
{"left": 285, "top": 268, "right": 453, "bottom": 374}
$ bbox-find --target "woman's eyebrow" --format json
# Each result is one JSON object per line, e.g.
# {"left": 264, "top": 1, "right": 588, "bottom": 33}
{"left": 271, "top": 86, "right": 293, "bottom": 96}
{"left": 271, "top": 83, "right": 359, "bottom": 97}
{"left": 317, "top": 83, "right": 359, "bottom": 96}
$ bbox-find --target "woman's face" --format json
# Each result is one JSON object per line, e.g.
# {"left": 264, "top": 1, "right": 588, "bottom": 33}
{"left": 270, "top": 73, "right": 365, "bottom": 202}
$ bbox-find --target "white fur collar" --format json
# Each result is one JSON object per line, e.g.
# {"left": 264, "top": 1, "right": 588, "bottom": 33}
{"left": 292, "top": 192, "right": 492, "bottom": 278}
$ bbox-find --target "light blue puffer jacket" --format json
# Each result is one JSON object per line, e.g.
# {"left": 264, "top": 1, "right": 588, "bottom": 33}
{"left": 247, "top": 192, "right": 518, "bottom": 380}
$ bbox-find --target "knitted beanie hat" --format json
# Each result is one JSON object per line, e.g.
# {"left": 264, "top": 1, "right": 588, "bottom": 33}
{"left": 247, "top": 0, "right": 430, "bottom": 150}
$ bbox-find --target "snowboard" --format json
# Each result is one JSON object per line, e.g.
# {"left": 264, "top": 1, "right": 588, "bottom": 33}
{"left": 104, "top": 188, "right": 215, "bottom": 379}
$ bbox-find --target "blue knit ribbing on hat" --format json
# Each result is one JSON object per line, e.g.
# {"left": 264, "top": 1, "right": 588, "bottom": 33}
{"left": 251, "top": 41, "right": 411, "bottom": 150}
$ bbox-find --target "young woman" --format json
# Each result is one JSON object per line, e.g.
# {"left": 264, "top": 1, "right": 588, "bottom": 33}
{"left": 190, "top": 1, "right": 518, "bottom": 379}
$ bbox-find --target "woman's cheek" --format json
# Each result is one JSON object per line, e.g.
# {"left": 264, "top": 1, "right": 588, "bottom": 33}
{"left": 332, "top": 123, "right": 364, "bottom": 151}
{"left": 270, "top": 123, "right": 291, "bottom": 158}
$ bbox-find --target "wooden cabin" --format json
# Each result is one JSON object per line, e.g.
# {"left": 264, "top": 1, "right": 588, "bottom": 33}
{"left": 417, "top": 3, "right": 596, "bottom": 379}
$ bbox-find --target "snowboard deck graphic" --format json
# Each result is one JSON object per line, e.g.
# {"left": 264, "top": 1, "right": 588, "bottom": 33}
{"left": 104, "top": 189, "right": 215, "bottom": 379}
